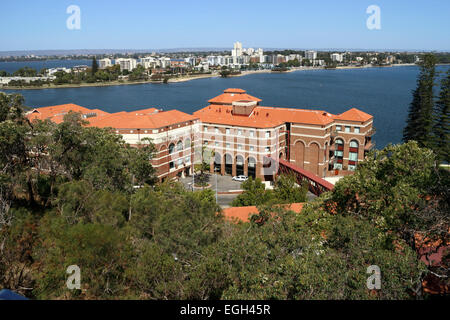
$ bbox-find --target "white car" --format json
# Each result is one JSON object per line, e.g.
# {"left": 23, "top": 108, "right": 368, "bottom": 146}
{"left": 232, "top": 175, "right": 248, "bottom": 182}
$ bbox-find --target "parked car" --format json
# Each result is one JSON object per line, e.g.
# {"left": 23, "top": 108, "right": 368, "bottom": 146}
{"left": 232, "top": 175, "right": 248, "bottom": 182}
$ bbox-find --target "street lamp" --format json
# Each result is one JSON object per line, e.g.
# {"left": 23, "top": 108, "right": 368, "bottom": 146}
{"left": 214, "top": 167, "right": 219, "bottom": 204}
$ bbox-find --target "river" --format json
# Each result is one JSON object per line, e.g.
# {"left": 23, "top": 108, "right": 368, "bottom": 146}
{"left": 2, "top": 64, "right": 449, "bottom": 149}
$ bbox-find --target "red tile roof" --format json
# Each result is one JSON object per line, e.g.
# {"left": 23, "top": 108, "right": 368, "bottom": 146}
{"left": 194, "top": 104, "right": 335, "bottom": 128}
{"left": 27, "top": 105, "right": 197, "bottom": 130}
{"left": 333, "top": 108, "right": 373, "bottom": 122}
{"left": 222, "top": 203, "right": 304, "bottom": 222}
{"left": 208, "top": 89, "right": 262, "bottom": 105}
{"left": 87, "top": 109, "right": 197, "bottom": 129}
{"left": 26, "top": 104, "right": 110, "bottom": 124}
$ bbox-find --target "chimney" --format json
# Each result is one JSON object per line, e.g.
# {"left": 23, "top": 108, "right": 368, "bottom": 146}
{"left": 232, "top": 100, "right": 257, "bottom": 116}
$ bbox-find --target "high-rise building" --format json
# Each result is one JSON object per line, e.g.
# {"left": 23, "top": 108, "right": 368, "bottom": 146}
{"left": 305, "top": 50, "right": 317, "bottom": 60}
{"left": 99, "top": 58, "right": 112, "bottom": 69}
{"left": 331, "top": 53, "right": 344, "bottom": 63}
{"left": 115, "top": 58, "right": 137, "bottom": 71}
{"left": 231, "top": 42, "right": 243, "bottom": 57}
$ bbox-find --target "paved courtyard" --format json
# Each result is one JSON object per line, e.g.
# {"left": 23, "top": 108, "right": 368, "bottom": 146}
{"left": 179, "top": 173, "right": 317, "bottom": 208}
{"left": 179, "top": 173, "right": 244, "bottom": 207}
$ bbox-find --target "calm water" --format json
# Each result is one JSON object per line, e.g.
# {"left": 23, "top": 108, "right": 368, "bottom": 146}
{"left": 2, "top": 65, "right": 449, "bottom": 149}
{"left": 0, "top": 60, "right": 91, "bottom": 73}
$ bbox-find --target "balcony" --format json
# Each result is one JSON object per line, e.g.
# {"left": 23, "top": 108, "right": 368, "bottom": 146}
{"left": 367, "top": 127, "right": 376, "bottom": 137}
{"left": 364, "top": 141, "right": 376, "bottom": 151}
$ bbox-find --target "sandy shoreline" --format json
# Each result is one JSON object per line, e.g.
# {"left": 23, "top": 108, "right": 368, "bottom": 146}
{"left": 0, "top": 63, "right": 432, "bottom": 90}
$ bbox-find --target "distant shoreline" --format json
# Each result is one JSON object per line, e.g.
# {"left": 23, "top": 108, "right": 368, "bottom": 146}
{"left": 2, "top": 63, "right": 447, "bottom": 91}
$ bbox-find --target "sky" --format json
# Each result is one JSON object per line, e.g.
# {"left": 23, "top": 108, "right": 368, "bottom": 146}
{"left": 0, "top": 0, "right": 449, "bottom": 52}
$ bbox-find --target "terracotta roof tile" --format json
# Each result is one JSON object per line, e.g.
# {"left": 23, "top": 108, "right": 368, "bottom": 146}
{"left": 27, "top": 104, "right": 197, "bottom": 130}
{"left": 87, "top": 109, "right": 198, "bottom": 129}
{"left": 333, "top": 108, "right": 373, "bottom": 122}
{"left": 208, "top": 89, "right": 262, "bottom": 105}
{"left": 26, "top": 103, "right": 108, "bottom": 124}
{"left": 222, "top": 203, "right": 304, "bottom": 222}
{"left": 194, "top": 105, "right": 335, "bottom": 128}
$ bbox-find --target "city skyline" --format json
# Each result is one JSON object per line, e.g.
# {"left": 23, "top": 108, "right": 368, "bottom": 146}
{"left": 1, "top": 0, "right": 449, "bottom": 52}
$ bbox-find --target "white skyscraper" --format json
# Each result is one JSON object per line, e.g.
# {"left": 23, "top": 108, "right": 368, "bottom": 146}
{"left": 232, "top": 42, "right": 243, "bottom": 57}
{"left": 305, "top": 50, "right": 317, "bottom": 60}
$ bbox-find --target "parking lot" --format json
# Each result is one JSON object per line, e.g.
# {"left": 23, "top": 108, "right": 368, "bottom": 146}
{"left": 179, "top": 173, "right": 317, "bottom": 208}
{"left": 179, "top": 174, "right": 244, "bottom": 207}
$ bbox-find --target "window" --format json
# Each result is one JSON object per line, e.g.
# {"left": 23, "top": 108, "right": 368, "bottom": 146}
{"left": 177, "top": 141, "right": 183, "bottom": 151}
{"left": 226, "top": 143, "right": 230, "bottom": 148}
{"left": 249, "top": 146, "right": 254, "bottom": 152}
{"left": 350, "top": 140, "right": 359, "bottom": 148}
{"left": 265, "top": 147, "right": 270, "bottom": 153}
{"left": 215, "top": 127, "right": 219, "bottom": 134}
{"left": 185, "top": 138, "right": 191, "bottom": 149}
{"left": 169, "top": 143, "right": 175, "bottom": 154}
{"left": 203, "top": 141, "right": 208, "bottom": 145}
{"left": 177, "top": 159, "right": 183, "bottom": 166}
{"left": 238, "top": 144, "right": 242, "bottom": 150}
{"left": 215, "top": 142, "right": 219, "bottom": 147}
{"left": 336, "top": 125, "right": 342, "bottom": 131}
{"left": 169, "top": 162, "right": 174, "bottom": 169}
{"left": 348, "top": 165, "right": 356, "bottom": 171}
{"left": 334, "top": 139, "right": 344, "bottom": 159}
{"left": 333, "top": 163, "right": 343, "bottom": 170}
{"left": 354, "top": 127, "right": 360, "bottom": 134}
{"left": 349, "top": 152, "right": 358, "bottom": 161}
{"left": 265, "top": 131, "right": 270, "bottom": 138}
{"left": 237, "top": 129, "right": 243, "bottom": 136}
{"left": 204, "top": 126, "right": 208, "bottom": 132}
{"left": 226, "top": 128, "right": 230, "bottom": 135}
{"left": 250, "top": 130, "right": 255, "bottom": 137}
{"left": 345, "top": 126, "right": 351, "bottom": 133}
{"left": 185, "top": 156, "right": 191, "bottom": 164}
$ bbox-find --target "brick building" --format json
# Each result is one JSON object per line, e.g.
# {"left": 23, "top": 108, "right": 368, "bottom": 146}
{"left": 194, "top": 89, "right": 375, "bottom": 180}
{"left": 26, "top": 88, "right": 374, "bottom": 182}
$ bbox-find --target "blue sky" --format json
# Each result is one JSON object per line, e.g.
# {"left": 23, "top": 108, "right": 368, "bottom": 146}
{"left": 1, "top": 0, "right": 449, "bottom": 51}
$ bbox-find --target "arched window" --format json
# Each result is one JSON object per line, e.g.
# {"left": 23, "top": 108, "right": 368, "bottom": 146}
{"left": 349, "top": 140, "right": 359, "bottom": 171}
{"left": 185, "top": 138, "right": 191, "bottom": 149}
{"left": 350, "top": 140, "right": 359, "bottom": 148}
{"left": 169, "top": 143, "right": 175, "bottom": 154}
{"left": 333, "top": 139, "right": 344, "bottom": 170}
{"left": 177, "top": 141, "right": 183, "bottom": 151}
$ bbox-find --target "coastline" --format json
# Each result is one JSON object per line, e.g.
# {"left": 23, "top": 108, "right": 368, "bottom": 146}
{"left": 0, "top": 63, "right": 431, "bottom": 91}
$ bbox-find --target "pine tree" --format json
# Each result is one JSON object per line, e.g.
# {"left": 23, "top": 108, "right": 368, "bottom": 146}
{"left": 91, "top": 56, "right": 98, "bottom": 75}
{"left": 433, "top": 69, "right": 450, "bottom": 163}
{"left": 403, "top": 54, "right": 437, "bottom": 148}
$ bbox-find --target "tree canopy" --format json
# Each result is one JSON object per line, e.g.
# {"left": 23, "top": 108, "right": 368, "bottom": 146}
{"left": 0, "top": 93, "right": 448, "bottom": 300}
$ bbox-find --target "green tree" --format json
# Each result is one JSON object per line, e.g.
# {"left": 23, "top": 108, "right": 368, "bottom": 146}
{"left": 91, "top": 56, "right": 99, "bottom": 75}
{"left": 433, "top": 69, "right": 450, "bottom": 163}
{"left": 231, "top": 177, "right": 272, "bottom": 207}
{"left": 403, "top": 54, "right": 437, "bottom": 148}
{"left": 33, "top": 214, "right": 131, "bottom": 299}
{"left": 273, "top": 174, "right": 308, "bottom": 203}
{"left": 326, "top": 141, "right": 449, "bottom": 251}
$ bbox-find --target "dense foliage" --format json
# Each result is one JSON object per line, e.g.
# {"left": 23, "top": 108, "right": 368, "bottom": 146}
{"left": 403, "top": 54, "right": 449, "bottom": 163}
{"left": 231, "top": 175, "right": 308, "bottom": 207}
{"left": 0, "top": 93, "right": 448, "bottom": 299}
